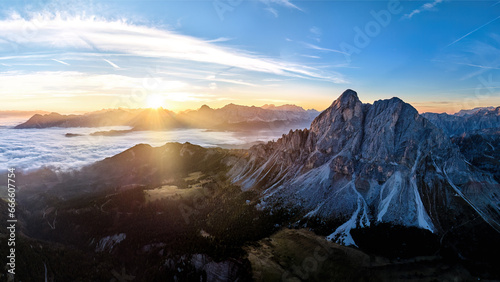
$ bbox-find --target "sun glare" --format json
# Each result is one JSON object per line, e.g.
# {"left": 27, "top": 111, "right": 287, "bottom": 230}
{"left": 146, "top": 94, "right": 165, "bottom": 109}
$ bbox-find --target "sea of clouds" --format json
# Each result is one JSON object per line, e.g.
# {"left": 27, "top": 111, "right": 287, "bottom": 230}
{"left": 0, "top": 119, "right": 282, "bottom": 172}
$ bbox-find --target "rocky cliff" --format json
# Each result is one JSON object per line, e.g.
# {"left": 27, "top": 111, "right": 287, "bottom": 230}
{"left": 230, "top": 90, "right": 500, "bottom": 246}
{"left": 422, "top": 107, "right": 500, "bottom": 136}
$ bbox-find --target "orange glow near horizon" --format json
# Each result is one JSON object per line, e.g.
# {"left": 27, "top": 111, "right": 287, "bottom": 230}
{"left": 2, "top": 90, "right": 498, "bottom": 116}
{"left": 3, "top": 100, "right": 494, "bottom": 116}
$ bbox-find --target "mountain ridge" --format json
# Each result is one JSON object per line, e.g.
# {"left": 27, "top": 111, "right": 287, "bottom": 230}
{"left": 422, "top": 106, "right": 500, "bottom": 136}
{"left": 229, "top": 89, "right": 500, "bottom": 246}
{"left": 14, "top": 103, "right": 320, "bottom": 131}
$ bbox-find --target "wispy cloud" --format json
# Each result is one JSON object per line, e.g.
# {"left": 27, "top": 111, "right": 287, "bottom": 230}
{"left": 103, "top": 59, "right": 120, "bottom": 69}
{"left": 0, "top": 13, "right": 342, "bottom": 83}
{"left": 456, "top": 62, "right": 500, "bottom": 70}
{"left": 435, "top": 32, "right": 500, "bottom": 80}
{"left": 260, "top": 0, "right": 303, "bottom": 12}
{"left": 303, "top": 42, "right": 348, "bottom": 55}
{"left": 446, "top": 15, "right": 500, "bottom": 47}
{"left": 0, "top": 71, "right": 186, "bottom": 97}
{"left": 52, "top": 59, "right": 70, "bottom": 66}
{"left": 433, "top": 59, "right": 500, "bottom": 71}
{"left": 204, "top": 37, "right": 233, "bottom": 43}
{"left": 309, "top": 26, "right": 322, "bottom": 42}
{"left": 403, "top": 0, "right": 443, "bottom": 19}
{"left": 265, "top": 7, "right": 279, "bottom": 18}
{"left": 259, "top": 0, "right": 303, "bottom": 17}
{"left": 301, "top": 54, "right": 320, "bottom": 59}
{"left": 205, "top": 75, "right": 257, "bottom": 87}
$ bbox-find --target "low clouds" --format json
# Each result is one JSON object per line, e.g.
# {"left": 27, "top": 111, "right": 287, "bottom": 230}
{"left": 0, "top": 126, "right": 285, "bottom": 172}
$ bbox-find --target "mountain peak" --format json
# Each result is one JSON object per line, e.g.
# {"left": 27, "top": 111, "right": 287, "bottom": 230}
{"left": 311, "top": 89, "right": 363, "bottom": 134}
{"left": 231, "top": 88, "right": 500, "bottom": 247}
{"left": 336, "top": 89, "right": 359, "bottom": 105}
{"left": 199, "top": 104, "right": 212, "bottom": 111}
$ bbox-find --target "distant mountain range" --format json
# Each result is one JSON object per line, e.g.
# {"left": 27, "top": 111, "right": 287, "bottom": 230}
{"left": 14, "top": 104, "right": 320, "bottom": 132}
{"left": 422, "top": 106, "right": 500, "bottom": 136}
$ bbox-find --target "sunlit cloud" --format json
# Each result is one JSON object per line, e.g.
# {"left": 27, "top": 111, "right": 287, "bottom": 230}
{"left": 0, "top": 13, "right": 341, "bottom": 83}
{"left": 0, "top": 71, "right": 187, "bottom": 97}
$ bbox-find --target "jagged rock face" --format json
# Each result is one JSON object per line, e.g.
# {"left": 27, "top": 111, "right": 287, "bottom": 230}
{"left": 422, "top": 107, "right": 500, "bottom": 136}
{"left": 451, "top": 129, "right": 500, "bottom": 183}
{"left": 230, "top": 89, "right": 500, "bottom": 246}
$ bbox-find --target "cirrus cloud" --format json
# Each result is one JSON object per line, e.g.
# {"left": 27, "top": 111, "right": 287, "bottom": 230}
{"left": 0, "top": 12, "right": 344, "bottom": 83}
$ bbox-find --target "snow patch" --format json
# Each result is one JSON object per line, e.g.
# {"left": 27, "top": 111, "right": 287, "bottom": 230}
{"left": 327, "top": 202, "right": 360, "bottom": 246}
{"left": 327, "top": 178, "right": 370, "bottom": 247}
{"left": 410, "top": 177, "right": 434, "bottom": 232}
{"left": 377, "top": 171, "right": 402, "bottom": 222}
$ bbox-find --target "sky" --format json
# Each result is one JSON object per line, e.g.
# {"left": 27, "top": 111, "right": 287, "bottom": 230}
{"left": 0, "top": 0, "right": 499, "bottom": 114}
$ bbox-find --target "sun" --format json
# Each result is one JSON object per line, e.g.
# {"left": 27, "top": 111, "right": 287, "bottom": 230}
{"left": 146, "top": 94, "right": 165, "bottom": 109}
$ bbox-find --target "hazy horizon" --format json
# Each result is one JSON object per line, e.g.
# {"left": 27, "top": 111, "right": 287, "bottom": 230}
{"left": 1, "top": 97, "right": 499, "bottom": 117}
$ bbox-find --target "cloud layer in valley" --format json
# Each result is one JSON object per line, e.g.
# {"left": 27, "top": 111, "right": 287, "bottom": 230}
{"left": 0, "top": 125, "right": 284, "bottom": 172}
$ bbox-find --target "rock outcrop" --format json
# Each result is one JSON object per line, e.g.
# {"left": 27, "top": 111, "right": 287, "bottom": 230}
{"left": 422, "top": 107, "right": 500, "bottom": 136}
{"left": 230, "top": 90, "right": 500, "bottom": 246}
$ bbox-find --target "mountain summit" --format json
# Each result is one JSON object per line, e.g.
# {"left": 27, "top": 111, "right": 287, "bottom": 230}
{"left": 230, "top": 89, "right": 500, "bottom": 246}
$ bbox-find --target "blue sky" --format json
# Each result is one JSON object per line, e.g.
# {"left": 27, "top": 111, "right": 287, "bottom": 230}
{"left": 0, "top": 0, "right": 499, "bottom": 113}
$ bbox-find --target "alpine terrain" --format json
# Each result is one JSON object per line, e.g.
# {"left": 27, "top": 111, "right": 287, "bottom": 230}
{"left": 3, "top": 90, "right": 500, "bottom": 281}
{"left": 230, "top": 89, "right": 500, "bottom": 246}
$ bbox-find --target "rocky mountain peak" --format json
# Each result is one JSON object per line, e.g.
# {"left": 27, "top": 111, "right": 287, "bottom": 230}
{"left": 230, "top": 89, "right": 500, "bottom": 246}
{"left": 326, "top": 89, "right": 361, "bottom": 112}
{"left": 311, "top": 89, "right": 363, "bottom": 135}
